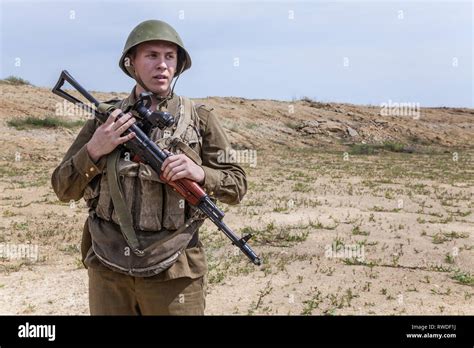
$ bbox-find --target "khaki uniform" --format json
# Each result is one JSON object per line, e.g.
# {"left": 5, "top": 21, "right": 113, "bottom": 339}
{"left": 51, "top": 89, "right": 247, "bottom": 314}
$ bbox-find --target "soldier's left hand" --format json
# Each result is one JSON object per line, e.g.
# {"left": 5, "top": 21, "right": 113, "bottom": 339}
{"left": 161, "top": 152, "right": 205, "bottom": 184}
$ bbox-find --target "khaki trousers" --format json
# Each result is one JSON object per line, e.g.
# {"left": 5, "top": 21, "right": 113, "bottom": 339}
{"left": 88, "top": 267, "right": 206, "bottom": 315}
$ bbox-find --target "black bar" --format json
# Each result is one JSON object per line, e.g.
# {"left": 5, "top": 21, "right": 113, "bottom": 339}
{"left": 0, "top": 315, "right": 472, "bottom": 346}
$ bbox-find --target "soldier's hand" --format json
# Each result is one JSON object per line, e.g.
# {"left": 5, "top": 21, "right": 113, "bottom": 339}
{"left": 86, "top": 109, "right": 136, "bottom": 162}
{"left": 161, "top": 152, "right": 205, "bottom": 184}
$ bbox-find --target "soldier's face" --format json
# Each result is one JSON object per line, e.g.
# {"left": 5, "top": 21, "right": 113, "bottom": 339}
{"left": 131, "top": 40, "right": 178, "bottom": 96}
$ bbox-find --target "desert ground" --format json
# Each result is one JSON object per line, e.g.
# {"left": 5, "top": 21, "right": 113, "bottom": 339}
{"left": 0, "top": 80, "right": 472, "bottom": 315}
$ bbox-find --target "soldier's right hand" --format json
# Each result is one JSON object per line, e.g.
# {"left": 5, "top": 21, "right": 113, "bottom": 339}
{"left": 86, "top": 109, "right": 136, "bottom": 162}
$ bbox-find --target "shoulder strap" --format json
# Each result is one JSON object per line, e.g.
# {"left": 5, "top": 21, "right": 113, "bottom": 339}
{"left": 153, "top": 96, "right": 202, "bottom": 165}
{"left": 173, "top": 96, "right": 193, "bottom": 139}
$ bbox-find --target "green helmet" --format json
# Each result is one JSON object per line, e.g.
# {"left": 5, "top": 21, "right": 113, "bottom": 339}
{"left": 119, "top": 20, "right": 192, "bottom": 79}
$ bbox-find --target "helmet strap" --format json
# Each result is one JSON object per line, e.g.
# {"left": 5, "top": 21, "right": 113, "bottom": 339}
{"left": 170, "top": 59, "right": 185, "bottom": 97}
{"left": 133, "top": 69, "right": 172, "bottom": 110}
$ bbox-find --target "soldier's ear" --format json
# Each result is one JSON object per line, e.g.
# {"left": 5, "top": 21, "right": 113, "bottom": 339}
{"left": 124, "top": 54, "right": 134, "bottom": 69}
{"left": 128, "top": 47, "right": 138, "bottom": 67}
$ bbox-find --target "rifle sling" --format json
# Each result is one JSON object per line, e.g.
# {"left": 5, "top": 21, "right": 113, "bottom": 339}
{"left": 107, "top": 149, "right": 145, "bottom": 257}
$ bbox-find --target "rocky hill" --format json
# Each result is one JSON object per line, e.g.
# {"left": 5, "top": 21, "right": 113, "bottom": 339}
{"left": 1, "top": 82, "right": 473, "bottom": 151}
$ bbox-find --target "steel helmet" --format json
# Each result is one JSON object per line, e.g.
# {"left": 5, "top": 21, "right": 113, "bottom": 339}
{"left": 119, "top": 20, "right": 192, "bottom": 79}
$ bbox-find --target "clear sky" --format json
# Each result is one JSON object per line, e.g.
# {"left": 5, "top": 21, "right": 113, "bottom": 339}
{"left": 1, "top": 0, "right": 472, "bottom": 107}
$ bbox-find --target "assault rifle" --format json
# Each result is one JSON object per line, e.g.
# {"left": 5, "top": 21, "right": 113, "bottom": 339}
{"left": 52, "top": 70, "right": 261, "bottom": 266}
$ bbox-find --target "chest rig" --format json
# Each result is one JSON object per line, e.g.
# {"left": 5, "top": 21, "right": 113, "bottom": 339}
{"left": 86, "top": 95, "right": 207, "bottom": 277}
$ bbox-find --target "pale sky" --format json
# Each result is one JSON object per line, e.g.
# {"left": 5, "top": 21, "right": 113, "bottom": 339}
{"left": 1, "top": 0, "right": 472, "bottom": 107}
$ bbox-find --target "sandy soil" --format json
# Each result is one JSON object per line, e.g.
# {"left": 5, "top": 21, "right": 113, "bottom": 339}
{"left": 0, "top": 82, "right": 472, "bottom": 315}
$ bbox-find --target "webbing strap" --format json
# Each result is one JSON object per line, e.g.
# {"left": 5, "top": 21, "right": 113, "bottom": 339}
{"left": 106, "top": 149, "right": 144, "bottom": 257}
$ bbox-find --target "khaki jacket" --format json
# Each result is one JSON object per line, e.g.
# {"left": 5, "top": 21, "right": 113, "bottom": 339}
{"left": 51, "top": 89, "right": 247, "bottom": 280}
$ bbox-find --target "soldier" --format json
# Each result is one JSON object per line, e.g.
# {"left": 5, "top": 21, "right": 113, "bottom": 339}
{"left": 51, "top": 20, "right": 247, "bottom": 315}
